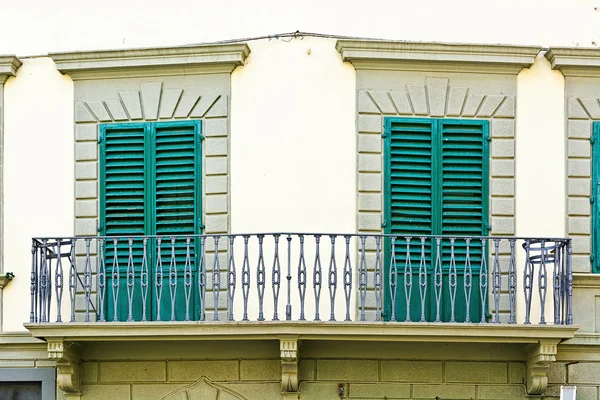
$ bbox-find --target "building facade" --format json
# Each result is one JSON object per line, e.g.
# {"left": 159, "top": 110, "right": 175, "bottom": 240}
{"left": 0, "top": 29, "right": 599, "bottom": 400}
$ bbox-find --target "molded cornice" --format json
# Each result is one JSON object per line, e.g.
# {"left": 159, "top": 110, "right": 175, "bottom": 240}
{"left": 545, "top": 47, "right": 600, "bottom": 77}
{"left": 49, "top": 43, "right": 251, "bottom": 80}
{"left": 336, "top": 40, "right": 541, "bottom": 74}
{"left": 25, "top": 321, "right": 578, "bottom": 343}
{"left": 0, "top": 55, "right": 22, "bottom": 84}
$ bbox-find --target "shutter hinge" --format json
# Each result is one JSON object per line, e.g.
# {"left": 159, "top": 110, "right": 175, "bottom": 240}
{"left": 381, "top": 220, "right": 387, "bottom": 228}
{"left": 381, "top": 132, "right": 387, "bottom": 138}
{"left": 591, "top": 136, "right": 596, "bottom": 144}
{"left": 487, "top": 224, "right": 492, "bottom": 231}
{"left": 199, "top": 134, "right": 205, "bottom": 141}
{"left": 97, "top": 136, "right": 103, "bottom": 144}
{"left": 591, "top": 253, "right": 595, "bottom": 262}
{"left": 97, "top": 224, "right": 104, "bottom": 234}
{"left": 486, "top": 135, "right": 492, "bottom": 142}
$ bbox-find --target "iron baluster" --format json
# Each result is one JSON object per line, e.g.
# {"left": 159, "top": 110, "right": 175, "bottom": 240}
{"left": 389, "top": 237, "right": 398, "bottom": 322}
{"left": 492, "top": 239, "right": 501, "bottom": 324}
{"left": 155, "top": 238, "right": 163, "bottom": 322}
{"left": 418, "top": 237, "right": 427, "bottom": 322}
{"left": 184, "top": 237, "right": 193, "bottom": 322}
{"left": 403, "top": 237, "right": 412, "bottom": 322}
{"left": 464, "top": 238, "right": 472, "bottom": 323}
{"left": 553, "top": 241, "right": 561, "bottom": 325}
{"left": 140, "top": 238, "right": 148, "bottom": 322}
{"left": 374, "top": 236, "right": 382, "bottom": 322}
{"left": 40, "top": 239, "right": 47, "bottom": 323}
{"left": 111, "top": 238, "right": 120, "bottom": 322}
{"left": 199, "top": 237, "right": 206, "bottom": 321}
{"left": 227, "top": 236, "right": 236, "bottom": 322}
{"left": 359, "top": 236, "right": 367, "bottom": 321}
{"left": 508, "top": 239, "right": 517, "bottom": 324}
{"left": 55, "top": 240, "right": 64, "bottom": 323}
{"left": 448, "top": 238, "right": 457, "bottom": 323}
{"left": 69, "top": 243, "right": 77, "bottom": 323}
{"left": 297, "top": 235, "right": 307, "bottom": 321}
{"left": 257, "top": 235, "right": 266, "bottom": 321}
{"left": 479, "top": 238, "right": 488, "bottom": 323}
{"left": 272, "top": 235, "right": 281, "bottom": 321}
{"left": 313, "top": 235, "right": 322, "bottom": 321}
{"left": 523, "top": 239, "right": 533, "bottom": 324}
{"left": 434, "top": 238, "right": 442, "bottom": 322}
{"left": 98, "top": 239, "right": 106, "bottom": 322}
{"left": 286, "top": 235, "right": 292, "bottom": 321}
{"left": 538, "top": 240, "right": 548, "bottom": 324}
{"left": 327, "top": 235, "right": 337, "bottom": 321}
{"left": 126, "top": 238, "right": 135, "bottom": 322}
{"left": 343, "top": 235, "right": 352, "bottom": 322}
{"left": 169, "top": 237, "right": 178, "bottom": 321}
{"left": 212, "top": 236, "right": 221, "bottom": 322}
{"left": 241, "top": 235, "right": 250, "bottom": 321}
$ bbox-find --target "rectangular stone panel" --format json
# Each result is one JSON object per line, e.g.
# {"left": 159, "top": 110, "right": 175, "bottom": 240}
{"left": 380, "top": 360, "right": 442, "bottom": 383}
{"left": 317, "top": 360, "right": 378, "bottom": 381}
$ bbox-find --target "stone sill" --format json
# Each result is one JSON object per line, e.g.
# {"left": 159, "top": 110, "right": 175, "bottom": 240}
{"left": 25, "top": 321, "right": 578, "bottom": 344}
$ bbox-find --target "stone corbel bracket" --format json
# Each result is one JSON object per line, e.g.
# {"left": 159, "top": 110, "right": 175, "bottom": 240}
{"left": 526, "top": 339, "right": 560, "bottom": 395}
{"left": 280, "top": 336, "right": 299, "bottom": 394}
{"left": 47, "top": 338, "right": 81, "bottom": 397}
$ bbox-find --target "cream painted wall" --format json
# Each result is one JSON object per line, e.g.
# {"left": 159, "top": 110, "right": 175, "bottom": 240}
{"left": 230, "top": 37, "right": 356, "bottom": 320}
{"left": 1, "top": 0, "right": 600, "bottom": 55}
{"left": 0, "top": 6, "right": 575, "bottom": 328}
{"left": 2, "top": 58, "right": 73, "bottom": 331}
{"left": 515, "top": 54, "right": 566, "bottom": 324}
{"left": 231, "top": 37, "right": 355, "bottom": 233}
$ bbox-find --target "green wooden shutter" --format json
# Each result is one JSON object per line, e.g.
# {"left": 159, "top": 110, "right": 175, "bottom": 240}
{"left": 99, "top": 123, "right": 150, "bottom": 322}
{"left": 153, "top": 121, "right": 202, "bottom": 321}
{"left": 384, "top": 118, "right": 434, "bottom": 321}
{"left": 100, "top": 121, "right": 202, "bottom": 321}
{"left": 439, "top": 119, "right": 489, "bottom": 322}
{"left": 384, "top": 118, "right": 489, "bottom": 322}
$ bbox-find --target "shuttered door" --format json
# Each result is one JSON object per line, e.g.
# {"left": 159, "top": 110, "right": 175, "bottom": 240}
{"left": 385, "top": 118, "right": 434, "bottom": 322}
{"left": 439, "top": 120, "right": 488, "bottom": 322}
{"left": 153, "top": 122, "right": 201, "bottom": 321}
{"left": 384, "top": 118, "right": 488, "bottom": 322}
{"left": 100, "top": 123, "right": 150, "bottom": 322}
{"left": 100, "top": 121, "right": 202, "bottom": 322}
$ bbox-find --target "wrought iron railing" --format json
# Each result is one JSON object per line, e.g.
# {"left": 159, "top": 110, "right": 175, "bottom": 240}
{"left": 29, "top": 234, "right": 573, "bottom": 325}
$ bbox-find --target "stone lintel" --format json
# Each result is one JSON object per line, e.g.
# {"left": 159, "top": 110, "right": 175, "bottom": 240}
{"left": 49, "top": 43, "right": 250, "bottom": 80}
{"left": 336, "top": 40, "right": 541, "bottom": 74}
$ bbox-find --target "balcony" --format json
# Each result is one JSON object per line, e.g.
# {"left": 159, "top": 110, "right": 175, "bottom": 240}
{"left": 24, "top": 233, "right": 578, "bottom": 395}
{"left": 25, "top": 232, "right": 574, "bottom": 331}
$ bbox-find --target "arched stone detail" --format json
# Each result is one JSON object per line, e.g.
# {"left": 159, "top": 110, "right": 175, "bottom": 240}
{"left": 161, "top": 376, "right": 247, "bottom": 400}
{"left": 74, "top": 83, "right": 227, "bottom": 123}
